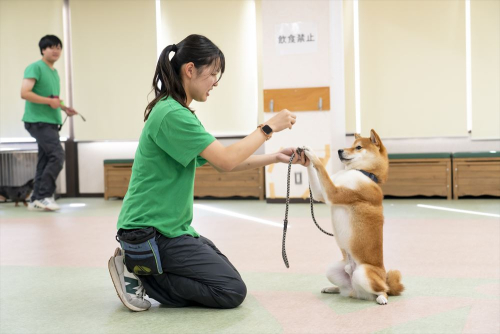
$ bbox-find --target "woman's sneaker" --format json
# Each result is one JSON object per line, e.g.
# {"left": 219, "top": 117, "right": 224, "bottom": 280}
{"left": 33, "top": 197, "right": 60, "bottom": 211}
{"left": 108, "top": 247, "right": 151, "bottom": 312}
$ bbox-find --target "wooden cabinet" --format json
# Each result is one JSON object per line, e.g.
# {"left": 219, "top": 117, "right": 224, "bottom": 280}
{"left": 381, "top": 153, "right": 452, "bottom": 200}
{"left": 103, "top": 159, "right": 265, "bottom": 200}
{"left": 194, "top": 165, "right": 265, "bottom": 200}
{"left": 103, "top": 160, "right": 133, "bottom": 200}
{"left": 452, "top": 152, "right": 500, "bottom": 199}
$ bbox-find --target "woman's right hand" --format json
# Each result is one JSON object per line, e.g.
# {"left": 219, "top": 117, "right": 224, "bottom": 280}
{"left": 266, "top": 109, "right": 296, "bottom": 132}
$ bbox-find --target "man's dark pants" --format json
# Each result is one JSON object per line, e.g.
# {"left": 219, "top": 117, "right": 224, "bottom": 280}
{"left": 24, "top": 122, "right": 65, "bottom": 201}
{"left": 139, "top": 234, "right": 247, "bottom": 308}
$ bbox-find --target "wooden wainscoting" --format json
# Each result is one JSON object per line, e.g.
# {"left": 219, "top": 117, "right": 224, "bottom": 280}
{"left": 104, "top": 160, "right": 265, "bottom": 200}
{"left": 104, "top": 161, "right": 133, "bottom": 200}
{"left": 382, "top": 154, "right": 452, "bottom": 200}
{"left": 452, "top": 155, "right": 500, "bottom": 199}
{"left": 194, "top": 165, "right": 265, "bottom": 200}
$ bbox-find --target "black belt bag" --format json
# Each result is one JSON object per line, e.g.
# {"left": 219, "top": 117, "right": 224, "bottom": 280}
{"left": 116, "top": 227, "right": 163, "bottom": 276}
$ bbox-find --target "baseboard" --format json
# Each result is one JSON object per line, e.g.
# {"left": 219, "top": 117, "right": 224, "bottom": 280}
{"left": 266, "top": 198, "right": 324, "bottom": 204}
{"left": 75, "top": 193, "right": 104, "bottom": 198}
{"left": 194, "top": 196, "right": 261, "bottom": 200}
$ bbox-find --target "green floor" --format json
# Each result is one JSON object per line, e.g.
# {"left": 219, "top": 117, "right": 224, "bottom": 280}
{"left": 1, "top": 198, "right": 499, "bottom": 334}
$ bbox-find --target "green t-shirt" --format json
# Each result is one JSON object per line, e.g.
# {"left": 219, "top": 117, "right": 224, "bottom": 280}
{"left": 117, "top": 96, "right": 216, "bottom": 238}
{"left": 22, "top": 60, "right": 62, "bottom": 125}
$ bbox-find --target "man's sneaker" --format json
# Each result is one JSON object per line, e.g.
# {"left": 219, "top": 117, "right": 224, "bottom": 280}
{"left": 33, "top": 197, "right": 60, "bottom": 211}
{"left": 108, "top": 247, "right": 151, "bottom": 312}
{"left": 27, "top": 202, "right": 44, "bottom": 211}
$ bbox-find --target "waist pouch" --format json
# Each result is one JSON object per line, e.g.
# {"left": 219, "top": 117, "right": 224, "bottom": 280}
{"left": 116, "top": 227, "right": 163, "bottom": 276}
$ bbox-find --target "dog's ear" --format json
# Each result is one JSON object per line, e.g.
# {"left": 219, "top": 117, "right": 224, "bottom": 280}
{"left": 354, "top": 133, "right": 361, "bottom": 139}
{"left": 370, "top": 129, "right": 382, "bottom": 148}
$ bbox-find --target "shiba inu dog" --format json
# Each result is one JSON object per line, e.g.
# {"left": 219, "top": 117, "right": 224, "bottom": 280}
{"left": 302, "top": 129, "right": 404, "bottom": 305}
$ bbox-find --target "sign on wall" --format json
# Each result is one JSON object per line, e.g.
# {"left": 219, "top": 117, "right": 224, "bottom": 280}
{"left": 275, "top": 22, "right": 318, "bottom": 55}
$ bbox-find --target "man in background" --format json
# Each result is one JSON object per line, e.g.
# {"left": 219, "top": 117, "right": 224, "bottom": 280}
{"left": 21, "top": 35, "right": 78, "bottom": 211}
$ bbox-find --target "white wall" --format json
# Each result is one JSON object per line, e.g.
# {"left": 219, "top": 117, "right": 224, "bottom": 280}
{"left": 358, "top": 0, "right": 467, "bottom": 138}
{"left": 471, "top": 0, "right": 500, "bottom": 139}
{"left": 159, "top": 0, "right": 259, "bottom": 137}
{"left": 262, "top": 0, "right": 345, "bottom": 199}
{"left": 77, "top": 142, "right": 138, "bottom": 194}
{"left": 0, "top": 0, "right": 69, "bottom": 140}
{"left": 70, "top": 0, "right": 157, "bottom": 141}
{"left": 345, "top": 135, "right": 500, "bottom": 155}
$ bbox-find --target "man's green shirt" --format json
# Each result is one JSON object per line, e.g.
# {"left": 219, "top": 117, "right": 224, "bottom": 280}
{"left": 22, "top": 60, "right": 62, "bottom": 125}
{"left": 117, "top": 96, "right": 216, "bottom": 238}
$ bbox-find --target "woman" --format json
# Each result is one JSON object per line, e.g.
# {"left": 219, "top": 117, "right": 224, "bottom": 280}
{"left": 108, "top": 34, "right": 307, "bottom": 311}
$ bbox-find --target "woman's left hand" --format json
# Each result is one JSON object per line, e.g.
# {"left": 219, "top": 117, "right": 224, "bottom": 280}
{"left": 276, "top": 147, "right": 309, "bottom": 166}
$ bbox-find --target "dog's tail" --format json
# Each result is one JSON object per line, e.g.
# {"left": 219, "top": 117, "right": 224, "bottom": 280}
{"left": 386, "top": 270, "right": 404, "bottom": 296}
{"left": 24, "top": 178, "right": 34, "bottom": 187}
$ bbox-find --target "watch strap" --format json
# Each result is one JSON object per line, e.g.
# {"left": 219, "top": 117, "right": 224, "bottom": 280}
{"left": 257, "top": 124, "right": 273, "bottom": 141}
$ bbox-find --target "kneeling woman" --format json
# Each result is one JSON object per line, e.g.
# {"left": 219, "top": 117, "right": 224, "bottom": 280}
{"left": 108, "top": 34, "right": 306, "bottom": 311}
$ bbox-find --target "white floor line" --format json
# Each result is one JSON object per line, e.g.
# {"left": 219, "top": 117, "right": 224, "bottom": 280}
{"left": 417, "top": 204, "right": 500, "bottom": 218}
{"left": 68, "top": 203, "right": 86, "bottom": 207}
{"left": 194, "top": 204, "right": 286, "bottom": 228}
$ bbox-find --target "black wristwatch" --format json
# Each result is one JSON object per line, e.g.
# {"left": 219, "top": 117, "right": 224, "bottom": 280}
{"left": 258, "top": 124, "right": 273, "bottom": 141}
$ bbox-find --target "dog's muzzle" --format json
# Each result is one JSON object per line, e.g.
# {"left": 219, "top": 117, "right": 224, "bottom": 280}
{"left": 338, "top": 149, "right": 344, "bottom": 160}
{"left": 338, "top": 149, "right": 352, "bottom": 162}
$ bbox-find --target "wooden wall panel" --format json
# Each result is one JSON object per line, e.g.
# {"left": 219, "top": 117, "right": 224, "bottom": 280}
{"left": 263, "top": 87, "right": 330, "bottom": 112}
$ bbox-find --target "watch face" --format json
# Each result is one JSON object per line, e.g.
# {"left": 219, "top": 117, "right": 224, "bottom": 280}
{"left": 262, "top": 125, "right": 273, "bottom": 135}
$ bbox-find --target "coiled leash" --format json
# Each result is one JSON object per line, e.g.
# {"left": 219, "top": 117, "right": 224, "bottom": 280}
{"left": 282, "top": 148, "right": 334, "bottom": 268}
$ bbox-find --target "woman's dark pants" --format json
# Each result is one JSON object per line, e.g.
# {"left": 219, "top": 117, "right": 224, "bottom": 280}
{"left": 139, "top": 235, "right": 247, "bottom": 308}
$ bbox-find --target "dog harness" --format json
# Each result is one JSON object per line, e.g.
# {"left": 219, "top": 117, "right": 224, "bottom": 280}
{"left": 357, "top": 170, "right": 379, "bottom": 183}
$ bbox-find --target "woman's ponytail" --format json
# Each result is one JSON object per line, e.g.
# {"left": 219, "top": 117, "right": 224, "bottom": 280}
{"left": 144, "top": 44, "right": 185, "bottom": 121}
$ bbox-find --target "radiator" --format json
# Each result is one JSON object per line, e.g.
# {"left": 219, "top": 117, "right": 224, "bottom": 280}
{"left": 0, "top": 150, "right": 38, "bottom": 186}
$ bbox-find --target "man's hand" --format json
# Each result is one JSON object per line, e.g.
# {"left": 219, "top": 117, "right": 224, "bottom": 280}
{"left": 64, "top": 107, "right": 78, "bottom": 116}
{"left": 276, "top": 147, "right": 310, "bottom": 166}
{"left": 48, "top": 98, "right": 61, "bottom": 109}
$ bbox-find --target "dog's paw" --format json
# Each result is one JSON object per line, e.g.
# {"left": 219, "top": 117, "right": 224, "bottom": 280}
{"left": 376, "top": 295, "right": 388, "bottom": 305}
{"left": 344, "top": 264, "right": 353, "bottom": 276}
{"left": 302, "top": 146, "right": 320, "bottom": 165}
{"left": 301, "top": 145, "right": 312, "bottom": 153}
{"left": 321, "top": 286, "right": 340, "bottom": 294}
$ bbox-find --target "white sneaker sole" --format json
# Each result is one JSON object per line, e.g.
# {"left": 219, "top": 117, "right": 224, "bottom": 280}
{"left": 108, "top": 256, "right": 148, "bottom": 312}
{"left": 28, "top": 205, "right": 45, "bottom": 212}
{"left": 32, "top": 201, "right": 59, "bottom": 211}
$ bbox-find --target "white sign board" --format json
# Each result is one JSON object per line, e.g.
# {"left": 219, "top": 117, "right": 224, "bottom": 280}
{"left": 275, "top": 22, "right": 318, "bottom": 55}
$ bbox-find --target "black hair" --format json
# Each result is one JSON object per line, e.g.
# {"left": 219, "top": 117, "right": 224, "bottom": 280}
{"left": 144, "top": 34, "right": 225, "bottom": 121}
{"left": 39, "top": 35, "right": 63, "bottom": 55}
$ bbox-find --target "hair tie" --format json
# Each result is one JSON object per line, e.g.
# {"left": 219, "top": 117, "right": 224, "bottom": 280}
{"left": 171, "top": 44, "right": 177, "bottom": 52}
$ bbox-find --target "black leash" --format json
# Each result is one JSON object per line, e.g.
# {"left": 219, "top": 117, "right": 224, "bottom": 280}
{"left": 282, "top": 151, "right": 334, "bottom": 268}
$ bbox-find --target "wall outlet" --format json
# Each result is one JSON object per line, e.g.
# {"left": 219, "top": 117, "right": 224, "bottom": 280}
{"left": 294, "top": 172, "right": 302, "bottom": 185}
